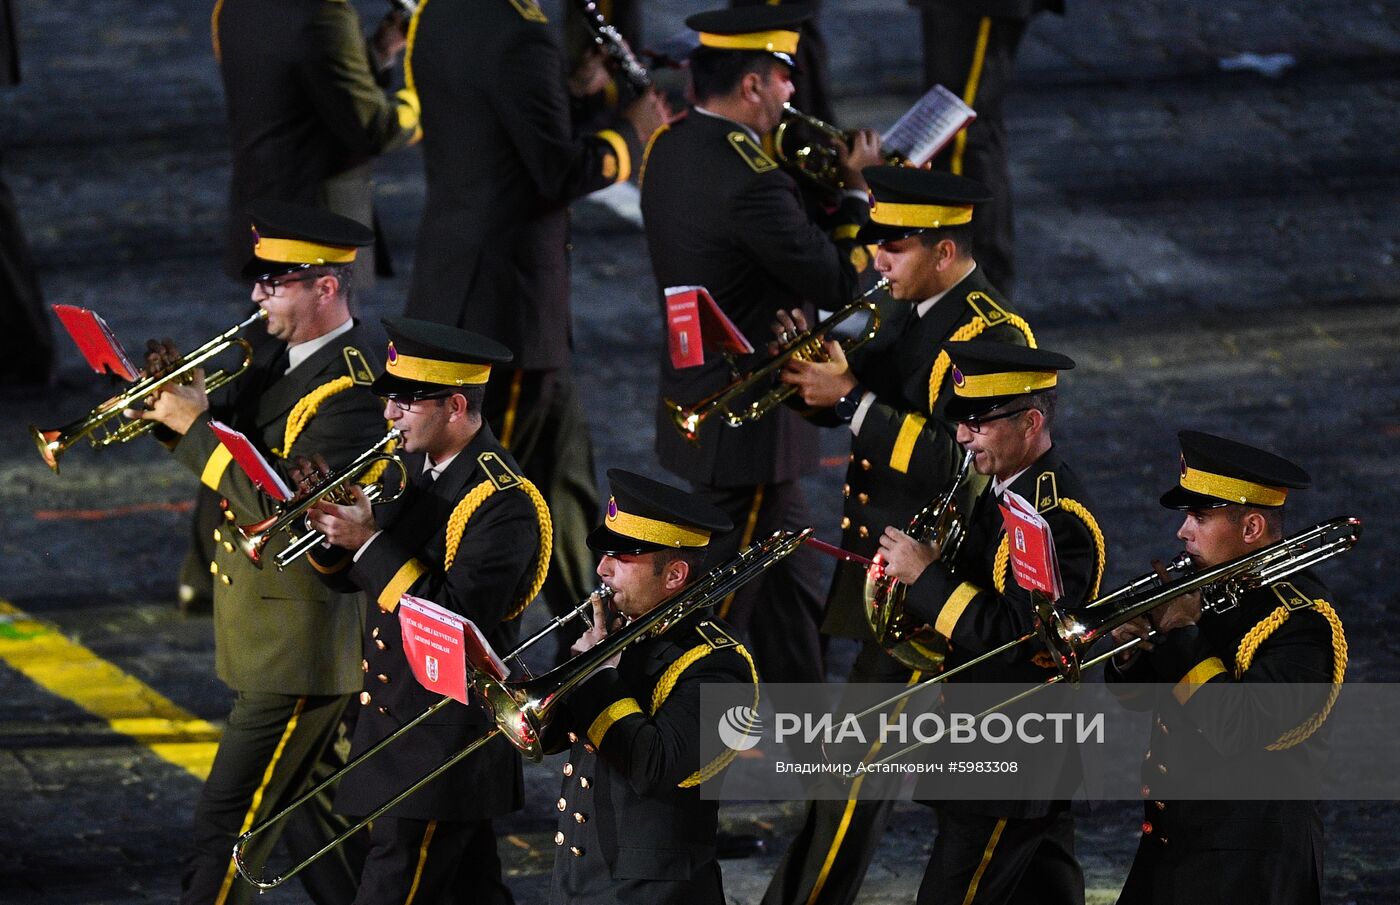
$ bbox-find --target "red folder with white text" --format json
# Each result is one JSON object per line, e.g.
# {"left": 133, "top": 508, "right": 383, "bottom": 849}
{"left": 53, "top": 304, "right": 140, "bottom": 381}
{"left": 665, "top": 285, "right": 753, "bottom": 369}
{"left": 997, "top": 489, "right": 1064, "bottom": 600}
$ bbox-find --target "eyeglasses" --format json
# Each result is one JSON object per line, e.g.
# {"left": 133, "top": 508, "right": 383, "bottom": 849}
{"left": 958, "top": 406, "right": 1032, "bottom": 434}
{"left": 255, "top": 273, "right": 320, "bottom": 295}
{"left": 381, "top": 392, "right": 451, "bottom": 413}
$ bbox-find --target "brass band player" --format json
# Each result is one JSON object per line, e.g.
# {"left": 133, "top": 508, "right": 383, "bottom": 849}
{"left": 550, "top": 469, "right": 757, "bottom": 905}
{"left": 125, "top": 202, "right": 385, "bottom": 905}
{"left": 303, "top": 318, "right": 549, "bottom": 905}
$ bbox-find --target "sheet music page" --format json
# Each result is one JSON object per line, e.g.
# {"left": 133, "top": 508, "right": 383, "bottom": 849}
{"left": 882, "top": 84, "right": 977, "bottom": 167}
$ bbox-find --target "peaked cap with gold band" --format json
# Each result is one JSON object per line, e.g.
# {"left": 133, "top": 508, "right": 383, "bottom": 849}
{"left": 587, "top": 468, "right": 733, "bottom": 556}
{"left": 942, "top": 340, "right": 1074, "bottom": 422}
{"left": 857, "top": 166, "right": 993, "bottom": 245}
{"left": 371, "top": 316, "right": 514, "bottom": 399}
{"left": 241, "top": 200, "right": 374, "bottom": 281}
{"left": 1161, "top": 430, "right": 1310, "bottom": 510}
{"left": 684, "top": 5, "right": 811, "bottom": 67}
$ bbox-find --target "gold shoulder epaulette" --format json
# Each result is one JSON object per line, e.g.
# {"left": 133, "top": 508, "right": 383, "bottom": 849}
{"left": 342, "top": 346, "right": 375, "bottom": 385}
{"left": 507, "top": 0, "right": 548, "bottom": 23}
{"left": 1035, "top": 472, "right": 1060, "bottom": 512}
{"left": 696, "top": 620, "right": 740, "bottom": 651}
{"left": 727, "top": 131, "right": 778, "bottom": 174}
{"left": 964, "top": 290, "right": 1010, "bottom": 326}
{"left": 477, "top": 451, "right": 521, "bottom": 491}
{"left": 1271, "top": 580, "right": 1314, "bottom": 611}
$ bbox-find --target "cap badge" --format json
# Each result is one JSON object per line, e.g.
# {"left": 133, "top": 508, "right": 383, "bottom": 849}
{"left": 952, "top": 366, "right": 965, "bottom": 387}
{"left": 607, "top": 497, "right": 618, "bottom": 520}
{"left": 1179, "top": 452, "right": 1187, "bottom": 478}
{"left": 387, "top": 342, "right": 398, "bottom": 364}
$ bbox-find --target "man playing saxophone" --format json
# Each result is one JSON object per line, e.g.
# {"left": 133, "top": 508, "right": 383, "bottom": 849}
{"left": 124, "top": 201, "right": 385, "bottom": 905}
{"left": 549, "top": 469, "right": 756, "bottom": 905}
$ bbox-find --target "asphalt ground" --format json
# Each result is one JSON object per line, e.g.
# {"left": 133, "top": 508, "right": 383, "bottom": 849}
{"left": 1, "top": 0, "right": 1398, "bottom": 902}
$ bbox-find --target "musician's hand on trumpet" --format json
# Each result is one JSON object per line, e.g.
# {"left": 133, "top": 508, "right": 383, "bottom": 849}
{"left": 878, "top": 525, "right": 941, "bottom": 585}
{"left": 1109, "top": 616, "right": 1154, "bottom": 667}
{"left": 298, "top": 454, "right": 379, "bottom": 551}
{"left": 836, "top": 128, "right": 883, "bottom": 193}
{"left": 568, "top": 588, "right": 624, "bottom": 668}
{"left": 121, "top": 338, "right": 209, "bottom": 435}
{"left": 771, "top": 308, "right": 857, "bottom": 407}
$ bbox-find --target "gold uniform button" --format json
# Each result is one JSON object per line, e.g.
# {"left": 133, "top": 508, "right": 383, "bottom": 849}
{"left": 375, "top": 639, "right": 387, "bottom": 651}
{"left": 570, "top": 846, "right": 584, "bottom": 858}
{"left": 567, "top": 731, "right": 579, "bottom": 743}
{"left": 563, "top": 763, "right": 574, "bottom": 777}
{"left": 1157, "top": 763, "right": 1168, "bottom": 775}
{"left": 220, "top": 574, "right": 232, "bottom": 586}
{"left": 857, "top": 493, "right": 869, "bottom": 505}
{"left": 1158, "top": 836, "right": 1168, "bottom": 846}
{"left": 222, "top": 541, "right": 236, "bottom": 554}
{"left": 377, "top": 706, "right": 389, "bottom": 715}
{"left": 361, "top": 659, "right": 369, "bottom": 673}
{"left": 858, "top": 526, "right": 869, "bottom": 539}
{"left": 556, "top": 798, "right": 567, "bottom": 812}
{"left": 209, "top": 562, "right": 219, "bottom": 575}
{"left": 554, "top": 832, "right": 565, "bottom": 846}
{"left": 1141, "top": 821, "right": 1152, "bottom": 835}
{"left": 212, "top": 529, "right": 222, "bottom": 542}
{"left": 848, "top": 453, "right": 855, "bottom": 463}
{"left": 574, "top": 812, "right": 586, "bottom": 824}
{"left": 840, "top": 517, "right": 851, "bottom": 529}
{"left": 359, "top": 692, "right": 371, "bottom": 706}
{"left": 1154, "top": 801, "right": 1166, "bottom": 811}
{"left": 579, "top": 777, "right": 591, "bottom": 789}
{"left": 860, "top": 458, "right": 872, "bottom": 471}
{"left": 842, "top": 484, "right": 850, "bottom": 498}
{"left": 584, "top": 743, "right": 597, "bottom": 754}
{"left": 372, "top": 627, "right": 380, "bottom": 639}
{"left": 223, "top": 510, "right": 236, "bottom": 522}
{"left": 377, "top": 674, "right": 390, "bottom": 684}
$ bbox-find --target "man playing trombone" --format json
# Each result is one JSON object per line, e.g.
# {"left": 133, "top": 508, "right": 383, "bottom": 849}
{"left": 304, "top": 318, "right": 550, "bottom": 905}
{"left": 764, "top": 167, "right": 1034, "bottom": 905}
{"left": 125, "top": 202, "right": 386, "bottom": 905}
{"left": 550, "top": 469, "right": 756, "bottom": 905}
{"left": 878, "top": 342, "right": 1105, "bottom": 905}
{"left": 1106, "top": 432, "right": 1346, "bottom": 905}
{"left": 640, "top": 4, "right": 883, "bottom": 685}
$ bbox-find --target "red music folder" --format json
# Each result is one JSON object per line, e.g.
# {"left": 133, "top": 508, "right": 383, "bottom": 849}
{"left": 665, "top": 285, "right": 753, "bottom": 369}
{"left": 208, "top": 420, "right": 294, "bottom": 502}
{"left": 998, "top": 489, "right": 1065, "bottom": 600}
{"left": 52, "top": 304, "right": 139, "bottom": 381}
{"left": 398, "top": 595, "right": 471, "bottom": 704}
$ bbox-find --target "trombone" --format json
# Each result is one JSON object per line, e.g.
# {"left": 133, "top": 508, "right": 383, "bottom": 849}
{"left": 774, "top": 103, "right": 905, "bottom": 190}
{"left": 232, "top": 428, "right": 409, "bottom": 570}
{"left": 665, "top": 279, "right": 886, "bottom": 445}
{"left": 854, "top": 516, "right": 1361, "bottom": 768}
{"left": 233, "top": 528, "right": 811, "bottom": 890}
{"left": 31, "top": 308, "right": 267, "bottom": 473}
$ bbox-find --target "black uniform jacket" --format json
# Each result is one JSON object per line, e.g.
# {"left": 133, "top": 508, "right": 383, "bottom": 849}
{"left": 214, "top": 0, "right": 419, "bottom": 278}
{"left": 906, "top": 0, "right": 1064, "bottom": 19}
{"left": 169, "top": 321, "right": 383, "bottom": 695}
{"left": 551, "top": 611, "right": 757, "bottom": 904}
{"left": 401, "top": 0, "right": 642, "bottom": 370}
{"left": 1107, "top": 570, "right": 1342, "bottom": 904}
{"left": 823, "top": 266, "right": 1031, "bottom": 639}
{"left": 2, "top": 0, "right": 19, "bottom": 86}
{"left": 905, "top": 446, "right": 1105, "bottom": 818}
{"left": 310, "top": 426, "right": 541, "bottom": 821}
{"left": 640, "top": 108, "right": 868, "bottom": 487}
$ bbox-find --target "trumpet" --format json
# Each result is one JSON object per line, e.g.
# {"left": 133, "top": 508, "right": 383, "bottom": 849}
{"left": 774, "top": 103, "right": 905, "bottom": 190}
{"left": 853, "top": 516, "right": 1361, "bottom": 769}
{"left": 30, "top": 309, "right": 267, "bottom": 473}
{"left": 862, "top": 448, "right": 976, "bottom": 672}
{"left": 664, "top": 279, "right": 886, "bottom": 445}
{"left": 233, "top": 429, "right": 408, "bottom": 570}
{"left": 234, "top": 528, "right": 810, "bottom": 890}
{"left": 232, "top": 585, "right": 614, "bottom": 891}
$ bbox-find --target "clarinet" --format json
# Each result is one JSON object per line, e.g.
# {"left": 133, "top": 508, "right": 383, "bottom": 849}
{"left": 573, "top": 0, "right": 652, "bottom": 93}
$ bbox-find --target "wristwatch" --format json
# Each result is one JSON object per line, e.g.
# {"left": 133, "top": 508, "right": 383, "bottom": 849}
{"left": 834, "top": 386, "right": 866, "bottom": 423}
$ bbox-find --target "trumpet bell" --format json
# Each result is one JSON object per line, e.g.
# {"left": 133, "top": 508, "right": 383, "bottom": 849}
{"left": 30, "top": 426, "right": 65, "bottom": 473}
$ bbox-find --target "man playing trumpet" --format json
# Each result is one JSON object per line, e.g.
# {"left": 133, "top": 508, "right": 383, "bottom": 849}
{"left": 125, "top": 201, "right": 385, "bottom": 905}
{"left": 304, "top": 318, "right": 549, "bottom": 905}
{"left": 550, "top": 468, "right": 756, "bottom": 905}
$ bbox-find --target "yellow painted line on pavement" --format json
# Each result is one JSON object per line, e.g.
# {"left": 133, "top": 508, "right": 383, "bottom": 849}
{"left": 0, "top": 598, "right": 220, "bottom": 779}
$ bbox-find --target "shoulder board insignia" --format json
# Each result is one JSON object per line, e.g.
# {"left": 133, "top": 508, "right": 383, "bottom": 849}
{"left": 964, "top": 291, "right": 1009, "bottom": 326}
{"left": 1035, "top": 472, "right": 1059, "bottom": 512}
{"left": 1271, "top": 580, "right": 1314, "bottom": 611}
{"left": 696, "top": 620, "right": 740, "bottom": 651}
{"left": 477, "top": 452, "right": 521, "bottom": 490}
{"left": 342, "top": 346, "right": 375, "bottom": 385}
{"left": 507, "top": 0, "right": 548, "bottom": 23}
{"left": 727, "top": 131, "right": 778, "bottom": 174}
